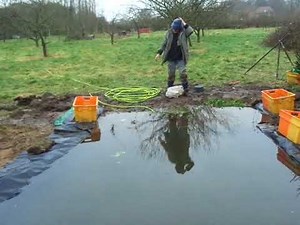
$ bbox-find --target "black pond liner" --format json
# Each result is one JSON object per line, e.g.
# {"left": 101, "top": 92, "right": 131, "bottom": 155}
{"left": 255, "top": 103, "right": 300, "bottom": 164}
{"left": 0, "top": 108, "right": 103, "bottom": 203}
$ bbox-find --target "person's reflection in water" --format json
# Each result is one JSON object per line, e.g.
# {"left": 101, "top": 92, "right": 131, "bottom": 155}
{"left": 159, "top": 113, "right": 194, "bottom": 174}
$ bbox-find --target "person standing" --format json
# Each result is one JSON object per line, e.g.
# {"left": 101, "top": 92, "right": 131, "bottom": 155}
{"left": 155, "top": 17, "right": 193, "bottom": 95}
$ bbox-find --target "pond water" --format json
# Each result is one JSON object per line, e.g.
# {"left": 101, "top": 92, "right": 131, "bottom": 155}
{"left": 0, "top": 107, "right": 300, "bottom": 225}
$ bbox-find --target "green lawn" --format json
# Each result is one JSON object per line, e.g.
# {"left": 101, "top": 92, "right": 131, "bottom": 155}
{"left": 0, "top": 28, "right": 294, "bottom": 102}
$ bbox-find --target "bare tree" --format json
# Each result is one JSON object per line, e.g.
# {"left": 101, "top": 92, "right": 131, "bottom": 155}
{"left": 191, "top": 0, "right": 233, "bottom": 42}
{"left": 65, "top": 0, "right": 97, "bottom": 40}
{"left": 105, "top": 15, "right": 118, "bottom": 45}
{"left": 10, "top": 0, "right": 57, "bottom": 56}
{"left": 0, "top": 0, "right": 11, "bottom": 42}
{"left": 142, "top": 0, "right": 191, "bottom": 21}
{"left": 97, "top": 14, "right": 108, "bottom": 33}
{"left": 0, "top": 0, "right": 98, "bottom": 48}
{"left": 143, "top": 0, "right": 232, "bottom": 42}
{"left": 127, "top": 7, "right": 153, "bottom": 38}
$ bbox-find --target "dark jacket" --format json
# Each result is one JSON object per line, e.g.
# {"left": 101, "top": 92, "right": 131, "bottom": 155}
{"left": 157, "top": 24, "right": 193, "bottom": 64}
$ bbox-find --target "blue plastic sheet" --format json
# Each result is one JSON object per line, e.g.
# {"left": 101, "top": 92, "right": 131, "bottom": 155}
{"left": 0, "top": 108, "right": 102, "bottom": 202}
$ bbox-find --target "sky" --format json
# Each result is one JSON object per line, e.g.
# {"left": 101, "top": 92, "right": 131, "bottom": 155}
{"left": 96, "top": 0, "right": 144, "bottom": 20}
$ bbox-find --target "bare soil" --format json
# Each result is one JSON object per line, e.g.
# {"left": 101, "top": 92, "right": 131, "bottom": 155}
{"left": 1, "top": 84, "right": 299, "bottom": 168}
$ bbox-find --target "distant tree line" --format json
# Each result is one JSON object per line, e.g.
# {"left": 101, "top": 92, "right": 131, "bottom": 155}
{"left": 1, "top": 0, "right": 300, "bottom": 55}
{"left": 0, "top": 0, "right": 97, "bottom": 56}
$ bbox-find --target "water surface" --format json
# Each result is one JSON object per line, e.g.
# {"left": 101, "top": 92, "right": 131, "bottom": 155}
{"left": 0, "top": 107, "right": 299, "bottom": 225}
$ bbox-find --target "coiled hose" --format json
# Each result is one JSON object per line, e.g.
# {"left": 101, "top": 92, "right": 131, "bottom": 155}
{"left": 72, "top": 79, "right": 160, "bottom": 112}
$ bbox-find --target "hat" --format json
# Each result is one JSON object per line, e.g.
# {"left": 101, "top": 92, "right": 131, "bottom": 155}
{"left": 171, "top": 18, "right": 183, "bottom": 31}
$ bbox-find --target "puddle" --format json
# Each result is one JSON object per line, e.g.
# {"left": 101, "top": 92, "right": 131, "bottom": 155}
{"left": 0, "top": 107, "right": 300, "bottom": 225}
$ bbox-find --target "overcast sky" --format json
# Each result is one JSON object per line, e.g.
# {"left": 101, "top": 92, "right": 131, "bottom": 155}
{"left": 96, "top": 0, "right": 144, "bottom": 20}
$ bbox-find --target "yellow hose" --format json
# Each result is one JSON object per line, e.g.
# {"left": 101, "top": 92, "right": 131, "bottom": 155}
{"left": 104, "top": 87, "right": 160, "bottom": 104}
{"left": 72, "top": 79, "right": 160, "bottom": 112}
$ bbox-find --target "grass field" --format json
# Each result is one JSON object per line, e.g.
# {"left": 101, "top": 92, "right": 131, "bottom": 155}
{"left": 0, "top": 28, "right": 295, "bottom": 102}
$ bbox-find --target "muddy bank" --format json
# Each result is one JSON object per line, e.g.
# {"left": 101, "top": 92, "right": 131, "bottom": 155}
{"left": 0, "top": 93, "right": 74, "bottom": 167}
{"left": 0, "top": 85, "right": 298, "bottom": 168}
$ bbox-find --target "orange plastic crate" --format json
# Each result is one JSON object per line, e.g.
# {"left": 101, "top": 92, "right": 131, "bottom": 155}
{"left": 278, "top": 110, "right": 300, "bottom": 144}
{"left": 73, "top": 96, "right": 98, "bottom": 122}
{"left": 287, "top": 71, "right": 300, "bottom": 85}
{"left": 261, "top": 89, "right": 295, "bottom": 114}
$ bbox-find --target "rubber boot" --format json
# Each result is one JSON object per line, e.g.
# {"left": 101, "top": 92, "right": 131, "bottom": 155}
{"left": 168, "top": 81, "right": 174, "bottom": 88}
{"left": 182, "top": 82, "right": 189, "bottom": 96}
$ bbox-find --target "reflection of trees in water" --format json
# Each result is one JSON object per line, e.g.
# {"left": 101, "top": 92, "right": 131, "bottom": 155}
{"left": 289, "top": 175, "right": 300, "bottom": 198}
{"left": 135, "top": 106, "right": 233, "bottom": 160}
{"left": 277, "top": 147, "right": 300, "bottom": 196}
{"left": 290, "top": 175, "right": 300, "bottom": 197}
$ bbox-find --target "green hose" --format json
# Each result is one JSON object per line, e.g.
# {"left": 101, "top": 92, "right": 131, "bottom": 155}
{"left": 72, "top": 79, "right": 160, "bottom": 111}
{"left": 105, "top": 87, "right": 160, "bottom": 103}
{"left": 94, "top": 96, "right": 156, "bottom": 112}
